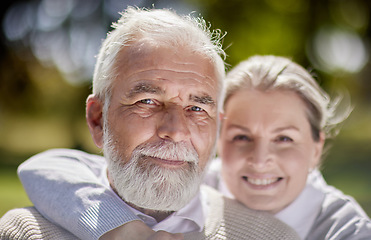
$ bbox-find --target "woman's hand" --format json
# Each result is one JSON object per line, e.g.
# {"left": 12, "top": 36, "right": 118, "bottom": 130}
{"left": 99, "top": 220, "right": 184, "bottom": 240}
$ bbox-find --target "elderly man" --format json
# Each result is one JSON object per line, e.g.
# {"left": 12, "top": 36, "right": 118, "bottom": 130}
{"left": 0, "top": 7, "right": 299, "bottom": 240}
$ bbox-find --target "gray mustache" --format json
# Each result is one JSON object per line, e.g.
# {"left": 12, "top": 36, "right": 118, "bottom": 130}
{"left": 134, "top": 141, "right": 199, "bottom": 164}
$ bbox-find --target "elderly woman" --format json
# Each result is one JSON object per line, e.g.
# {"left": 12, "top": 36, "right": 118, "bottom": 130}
{"left": 210, "top": 55, "right": 371, "bottom": 239}
{"left": 14, "top": 56, "right": 371, "bottom": 239}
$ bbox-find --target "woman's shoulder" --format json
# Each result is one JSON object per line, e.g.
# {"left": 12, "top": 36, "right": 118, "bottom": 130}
{"left": 307, "top": 170, "right": 371, "bottom": 239}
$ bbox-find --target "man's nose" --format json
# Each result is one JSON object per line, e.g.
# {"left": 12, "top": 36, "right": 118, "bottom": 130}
{"left": 157, "top": 105, "right": 191, "bottom": 142}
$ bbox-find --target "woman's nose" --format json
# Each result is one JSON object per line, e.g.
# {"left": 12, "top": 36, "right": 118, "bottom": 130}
{"left": 246, "top": 140, "right": 272, "bottom": 169}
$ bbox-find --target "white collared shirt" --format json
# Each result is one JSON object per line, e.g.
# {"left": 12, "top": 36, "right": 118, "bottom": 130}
{"left": 124, "top": 191, "right": 206, "bottom": 233}
{"left": 274, "top": 170, "right": 325, "bottom": 239}
{"left": 214, "top": 158, "right": 325, "bottom": 239}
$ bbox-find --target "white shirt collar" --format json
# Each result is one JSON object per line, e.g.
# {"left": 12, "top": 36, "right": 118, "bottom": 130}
{"left": 217, "top": 167, "right": 325, "bottom": 239}
{"left": 103, "top": 168, "right": 206, "bottom": 233}
{"left": 124, "top": 191, "right": 205, "bottom": 233}
{"left": 274, "top": 169, "right": 325, "bottom": 239}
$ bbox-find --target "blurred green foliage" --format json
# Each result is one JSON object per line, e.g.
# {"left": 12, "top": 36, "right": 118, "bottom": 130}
{"left": 0, "top": 168, "right": 31, "bottom": 216}
{"left": 0, "top": 0, "right": 370, "bottom": 217}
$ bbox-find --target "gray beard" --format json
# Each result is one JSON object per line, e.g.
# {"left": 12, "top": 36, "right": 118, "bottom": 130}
{"left": 103, "top": 131, "right": 204, "bottom": 211}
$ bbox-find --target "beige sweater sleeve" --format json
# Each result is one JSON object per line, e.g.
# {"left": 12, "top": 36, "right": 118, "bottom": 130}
{"left": 0, "top": 207, "right": 78, "bottom": 240}
{"left": 185, "top": 185, "right": 300, "bottom": 240}
{"left": 1, "top": 188, "right": 300, "bottom": 240}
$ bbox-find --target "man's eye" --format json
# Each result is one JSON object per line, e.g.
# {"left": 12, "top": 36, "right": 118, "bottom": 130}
{"left": 139, "top": 99, "right": 155, "bottom": 105}
{"left": 190, "top": 106, "right": 203, "bottom": 112}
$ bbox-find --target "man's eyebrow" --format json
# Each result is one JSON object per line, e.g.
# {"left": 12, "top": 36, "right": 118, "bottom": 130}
{"left": 190, "top": 94, "right": 216, "bottom": 106}
{"left": 128, "top": 83, "right": 164, "bottom": 98}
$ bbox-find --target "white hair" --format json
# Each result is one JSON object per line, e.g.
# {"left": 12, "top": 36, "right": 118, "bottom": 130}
{"left": 92, "top": 6, "right": 226, "bottom": 110}
{"left": 224, "top": 55, "right": 352, "bottom": 141}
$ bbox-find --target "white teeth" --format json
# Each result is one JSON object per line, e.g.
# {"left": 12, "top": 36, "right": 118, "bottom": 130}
{"left": 247, "top": 178, "right": 278, "bottom": 186}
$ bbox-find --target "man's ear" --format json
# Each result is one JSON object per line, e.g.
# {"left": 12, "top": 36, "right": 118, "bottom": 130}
{"left": 86, "top": 94, "right": 104, "bottom": 148}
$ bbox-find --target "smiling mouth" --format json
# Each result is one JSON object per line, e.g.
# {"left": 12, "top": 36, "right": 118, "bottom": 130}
{"left": 242, "top": 176, "right": 283, "bottom": 186}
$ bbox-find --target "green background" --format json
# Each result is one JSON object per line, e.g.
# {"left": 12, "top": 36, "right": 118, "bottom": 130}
{"left": 1, "top": 0, "right": 370, "bottom": 217}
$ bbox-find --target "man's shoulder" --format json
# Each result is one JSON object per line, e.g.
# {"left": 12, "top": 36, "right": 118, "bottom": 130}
{"left": 189, "top": 185, "right": 300, "bottom": 240}
{"left": 0, "top": 207, "right": 78, "bottom": 240}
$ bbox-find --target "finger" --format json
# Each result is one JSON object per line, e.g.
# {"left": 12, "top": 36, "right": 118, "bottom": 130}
{"left": 147, "top": 231, "right": 184, "bottom": 240}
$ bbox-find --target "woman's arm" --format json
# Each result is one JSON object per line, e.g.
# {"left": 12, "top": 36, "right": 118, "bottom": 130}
{"left": 18, "top": 148, "right": 140, "bottom": 240}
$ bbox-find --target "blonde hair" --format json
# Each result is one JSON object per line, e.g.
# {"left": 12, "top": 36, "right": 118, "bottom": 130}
{"left": 224, "top": 55, "right": 352, "bottom": 141}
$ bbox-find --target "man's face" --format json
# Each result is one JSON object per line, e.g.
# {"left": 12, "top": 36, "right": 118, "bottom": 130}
{"left": 89, "top": 45, "right": 219, "bottom": 210}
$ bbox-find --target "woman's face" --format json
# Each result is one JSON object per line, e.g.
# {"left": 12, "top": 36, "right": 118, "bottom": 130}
{"left": 219, "top": 89, "right": 324, "bottom": 214}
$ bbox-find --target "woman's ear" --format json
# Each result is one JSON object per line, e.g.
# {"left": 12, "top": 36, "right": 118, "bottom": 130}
{"left": 86, "top": 94, "right": 104, "bottom": 148}
{"left": 219, "top": 112, "right": 225, "bottom": 122}
{"left": 217, "top": 112, "right": 225, "bottom": 156}
{"left": 218, "top": 112, "right": 225, "bottom": 138}
{"left": 312, "top": 131, "right": 325, "bottom": 168}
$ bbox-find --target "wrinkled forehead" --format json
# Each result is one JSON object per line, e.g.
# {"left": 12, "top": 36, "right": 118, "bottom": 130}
{"left": 117, "top": 41, "right": 217, "bottom": 72}
{"left": 114, "top": 43, "right": 220, "bottom": 96}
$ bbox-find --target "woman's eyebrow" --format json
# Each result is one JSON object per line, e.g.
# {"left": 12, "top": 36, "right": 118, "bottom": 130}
{"left": 226, "top": 124, "right": 250, "bottom": 132}
{"left": 273, "top": 126, "right": 300, "bottom": 133}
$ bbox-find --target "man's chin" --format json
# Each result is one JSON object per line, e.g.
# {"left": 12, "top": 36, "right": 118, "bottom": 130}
{"left": 108, "top": 166, "right": 199, "bottom": 211}
{"left": 104, "top": 140, "right": 203, "bottom": 212}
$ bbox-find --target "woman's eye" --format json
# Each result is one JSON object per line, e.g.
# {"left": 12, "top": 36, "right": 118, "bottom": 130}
{"left": 233, "top": 135, "right": 250, "bottom": 141}
{"left": 190, "top": 106, "right": 203, "bottom": 112}
{"left": 277, "top": 136, "right": 293, "bottom": 142}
